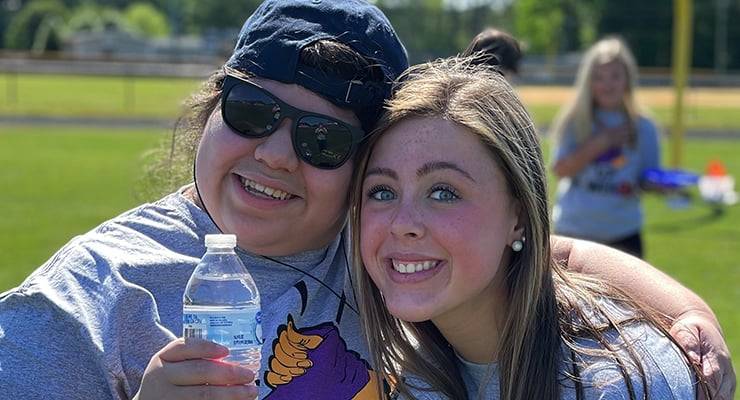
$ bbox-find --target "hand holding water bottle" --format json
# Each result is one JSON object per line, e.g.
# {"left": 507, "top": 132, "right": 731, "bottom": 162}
{"left": 133, "top": 338, "right": 258, "bottom": 400}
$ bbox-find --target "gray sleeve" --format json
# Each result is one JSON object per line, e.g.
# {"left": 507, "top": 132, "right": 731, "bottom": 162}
{"left": 552, "top": 123, "right": 580, "bottom": 163}
{"left": 577, "top": 322, "right": 696, "bottom": 400}
{"left": 0, "top": 245, "right": 119, "bottom": 399}
{"left": 392, "top": 375, "right": 450, "bottom": 400}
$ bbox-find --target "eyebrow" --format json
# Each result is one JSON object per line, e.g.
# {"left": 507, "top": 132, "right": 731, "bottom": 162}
{"left": 365, "top": 167, "right": 398, "bottom": 180}
{"left": 365, "top": 161, "right": 476, "bottom": 183}
{"left": 418, "top": 161, "right": 476, "bottom": 183}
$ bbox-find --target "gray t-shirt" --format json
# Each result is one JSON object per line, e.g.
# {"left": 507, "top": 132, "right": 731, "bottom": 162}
{"left": 0, "top": 187, "right": 376, "bottom": 399}
{"left": 552, "top": 110, "right": 661, "bottom": 242}
{"left": 399, "top": 306, "right": 696, "bottom": 399}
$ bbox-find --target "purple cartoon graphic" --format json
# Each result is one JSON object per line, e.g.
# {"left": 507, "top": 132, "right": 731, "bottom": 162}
{"left": 265, "top": 316, "right": 381, "bottom": 399}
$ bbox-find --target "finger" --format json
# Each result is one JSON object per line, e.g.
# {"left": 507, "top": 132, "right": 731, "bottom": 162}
{"left": 269, "top": 356, "right": 307, "bottom": 377}
{"left": 714, "top": 371, "right": 736, "bottom": 400}
{"left": 275, "top": 338, "right": 315, "bottom": 367}
{"left": 669, "top": 324, "right": 701, "bottom": 365}
{"left": 266, "top": 370, "right": 293, "bottom": 386}
{"left": 285, "top": 321, "right": 323, "bottom": 349}
{"left": 172, "top": 383, "right": 259, "bottom": 400}
{"left": 278, "top": 330, "right": 308, "bottom": 358}
{"left": 163, "top": 358, "right": 255, "bottom": 386}
{"left": 159, "top": 338, "right": 230, "bottom": 363}
{"left": 702, "top": 354, "right": 722, "bottom": 389}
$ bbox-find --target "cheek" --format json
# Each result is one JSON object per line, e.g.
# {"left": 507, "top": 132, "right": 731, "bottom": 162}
{"left": 432, "top": 205, "right": 508, "bottom": 265}
{"left": 359, "top": 204, "right": 395, "bottom": 268}
{"left": 304, "top": 166, "right": 352, "bottom": 213}
{"left": 198, "top": 116, "right": 253, "bottom": 168}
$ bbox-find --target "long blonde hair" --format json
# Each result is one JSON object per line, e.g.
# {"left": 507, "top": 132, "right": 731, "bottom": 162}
{"left": 550, "top": 36, "right": 641, "bottom": 148}
{"left": 349, "top": 57, "right": 709, "bottom": 400}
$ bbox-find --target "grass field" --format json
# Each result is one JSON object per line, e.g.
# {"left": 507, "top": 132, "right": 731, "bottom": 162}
{"left": 0, "top": 126, "right": 165, "bottom": 288}
{"left": 0, "top": 73, "right": 200, "bottom": 118}
{"left": 2, "top": 73, "right": 740, "bottom": 131}
{"left": 1, "top": 125, "right": 738, "bottom": 391}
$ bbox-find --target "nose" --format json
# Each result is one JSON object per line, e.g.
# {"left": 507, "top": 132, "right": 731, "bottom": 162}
{"left": 389, "top": 200, "right": 425, "bottom": 240}
{"left": 253, "top": 118, "right": 300, "bottom": 172}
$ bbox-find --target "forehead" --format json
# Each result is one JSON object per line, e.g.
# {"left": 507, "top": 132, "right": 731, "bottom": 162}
{"left": 369, "top": 117, "right": 503, "bottom": 177}
{"left": 250, "top": 77, "right": 361, "bottom": 127}
{"left": 593, "top": 60, "right": 625, "bottom": 75}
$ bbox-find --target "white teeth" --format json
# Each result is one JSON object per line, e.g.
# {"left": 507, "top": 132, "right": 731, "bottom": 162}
{"left": 240, "top": 177, "right": 292, "bottom": 200}
{"left": 391, "top": 260, "right": 438, "bottom": 274}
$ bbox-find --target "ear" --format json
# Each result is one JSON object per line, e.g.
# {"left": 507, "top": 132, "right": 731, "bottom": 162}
{"left": 507, "top": 200, "right": 526, "bottom": 246}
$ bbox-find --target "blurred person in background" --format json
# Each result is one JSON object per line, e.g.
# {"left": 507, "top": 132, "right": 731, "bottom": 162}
{"left": 550, "top": 37, "right": 661, "bottom": 259}
{"left": 462, "top": 27, "right": 522, "bottom": 79}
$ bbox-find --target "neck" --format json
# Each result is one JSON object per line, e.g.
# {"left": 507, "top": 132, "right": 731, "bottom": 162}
{"left": 432, "top": 274, "right": 508, "bottom": 364}
{"left": 183, "top": 184, "right": 205, "bottom": 210}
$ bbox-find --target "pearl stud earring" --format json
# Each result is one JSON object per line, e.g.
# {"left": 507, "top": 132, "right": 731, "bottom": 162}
{"left": 512, "top": 239, "right": 524, "bottom": 252}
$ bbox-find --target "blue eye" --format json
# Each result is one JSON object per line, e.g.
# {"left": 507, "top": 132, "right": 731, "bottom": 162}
{"left": 429, "top": 185, "right": 459, "bottom": 202}
{"left": 368, "top": 185, "right": 396, "bottom": 201}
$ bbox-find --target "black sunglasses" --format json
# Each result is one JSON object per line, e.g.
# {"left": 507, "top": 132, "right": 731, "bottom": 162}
{"left": 221, "top": 74, "right": 365, "bottom": 170}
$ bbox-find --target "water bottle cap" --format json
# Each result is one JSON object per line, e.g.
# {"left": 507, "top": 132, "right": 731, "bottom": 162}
{"left": 205, "top": 234, "right": 237, "bottom": 248}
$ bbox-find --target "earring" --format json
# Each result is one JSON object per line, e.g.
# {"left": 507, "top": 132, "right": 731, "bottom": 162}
{"left": 512, "top": 239, "right": 524, "bottom": 252}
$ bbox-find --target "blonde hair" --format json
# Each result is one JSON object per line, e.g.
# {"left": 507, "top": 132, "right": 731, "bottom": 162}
{"left": 550, "top": 36, "right": 641, "bottom": 148}
{"left": 349, "top": 57, "right": 709, "bottom": 400}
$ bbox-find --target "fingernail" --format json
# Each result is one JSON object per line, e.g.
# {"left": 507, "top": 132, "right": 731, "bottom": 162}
{"left": 239, "top": 366, "right": 254, "bottom": 380}
{"left": 297, "top": 360, "right": 312, "bottom": 368}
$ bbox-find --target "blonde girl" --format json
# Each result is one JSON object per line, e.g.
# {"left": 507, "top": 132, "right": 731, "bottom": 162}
{"left": 349, "top": 57, "right": 708, "bottom": 399}
{"left": 550, "top": 37, "right": 661, "bottom": 258}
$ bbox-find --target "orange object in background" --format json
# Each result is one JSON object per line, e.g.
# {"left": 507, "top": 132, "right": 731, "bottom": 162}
{"left": 698, "top": 159, "right": 737, "bottom": 207}
{"left": 705, "top": 159, "right": 728, "bottom": 177}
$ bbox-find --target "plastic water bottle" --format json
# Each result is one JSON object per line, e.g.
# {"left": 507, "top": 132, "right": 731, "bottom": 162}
{"left": 183, "top": 234, "right": 262, "bottom": 372}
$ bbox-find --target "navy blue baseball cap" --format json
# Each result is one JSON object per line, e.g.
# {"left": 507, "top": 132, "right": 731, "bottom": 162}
{"left": 225, "top": 0, "right": 408, "bottom": 132}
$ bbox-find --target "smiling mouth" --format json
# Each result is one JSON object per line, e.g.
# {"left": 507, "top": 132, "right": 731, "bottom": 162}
{"left": 239, "top": 176, "right": 295, "bottom": 200}
{"left": 391, "top": 259, "right": 441, "bottom": 274}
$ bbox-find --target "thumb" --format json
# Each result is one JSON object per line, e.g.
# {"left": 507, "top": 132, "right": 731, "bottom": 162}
{"left": 669, "top": 321, "right": 702, "bottom": 365}
{"left": 286, "top": 320, "right": 324, "bottom": 350}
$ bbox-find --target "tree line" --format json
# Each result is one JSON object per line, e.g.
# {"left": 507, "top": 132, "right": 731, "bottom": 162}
{"left": 1, "top": 0, "right": 738, "bottom": 70}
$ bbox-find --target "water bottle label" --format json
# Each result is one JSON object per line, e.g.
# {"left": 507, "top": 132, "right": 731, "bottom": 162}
{"left": 183, "top": 309, "right": 262, "bottom": 350}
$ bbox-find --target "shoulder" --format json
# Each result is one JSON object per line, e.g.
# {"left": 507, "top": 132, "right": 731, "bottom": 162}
{"left": 0, "top": 190, "right": 202, "bottom": 342}
{"left": 571, "top": 319, "right": 696, "bottom": 399}
{"left": 635, "top": 115, "right": 659, "bottom": 136}
{"left": 394, "top": 375, "right": 449, "bottom": 400}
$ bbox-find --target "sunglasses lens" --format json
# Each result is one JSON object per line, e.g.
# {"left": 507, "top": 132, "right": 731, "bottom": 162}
{"left": 223, "top": 83, "right": 280, "bottom": 137}
{"left": 295, "top": 116, "right": 354, "bottom": 169}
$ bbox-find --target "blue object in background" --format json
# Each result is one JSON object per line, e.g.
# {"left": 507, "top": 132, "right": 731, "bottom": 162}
{"left": 641, "top": 168, "right": 700, "bottom": 189}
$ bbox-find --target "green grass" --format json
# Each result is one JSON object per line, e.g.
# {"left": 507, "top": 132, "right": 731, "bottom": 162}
{"left": 0, "top": 73, "right": 200, "bottom": 118}
{"left": 3, "top": 73, "right": 740, "bottom": 131}
{"left": 529, "top": 104, "right": 740, "bottom": 131}
{"left": 0, "top": 126, "right": 166, "bottom": 289}
{"left": 1, "top": 127, "right": 738, "bottom": 396}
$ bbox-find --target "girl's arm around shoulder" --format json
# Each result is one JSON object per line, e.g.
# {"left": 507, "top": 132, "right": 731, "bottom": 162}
{"left": 552, "top": 236, "right": 734, "bottom": 399}
{"left": 576, "top": 321, "right": 697, "bottom": 400}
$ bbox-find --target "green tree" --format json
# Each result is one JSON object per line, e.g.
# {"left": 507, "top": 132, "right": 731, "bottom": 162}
{"left": 514, "top": 0, "right": 563, "bottom": 58}
{"left": 124, "top": 2, "right": 169, "bottom": 38}
{"left": 4, "top": 0, "right": 67, "bottom": 50}
{"left": 64, "top": 4, "right": 128, "bottom": 36}
{"left": 180, "top": 0, "right": 261, "bottom": 34}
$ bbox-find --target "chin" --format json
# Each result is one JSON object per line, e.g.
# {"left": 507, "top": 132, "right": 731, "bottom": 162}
{"left": 386, "top": 302, "right": 433, "bottom": 323}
